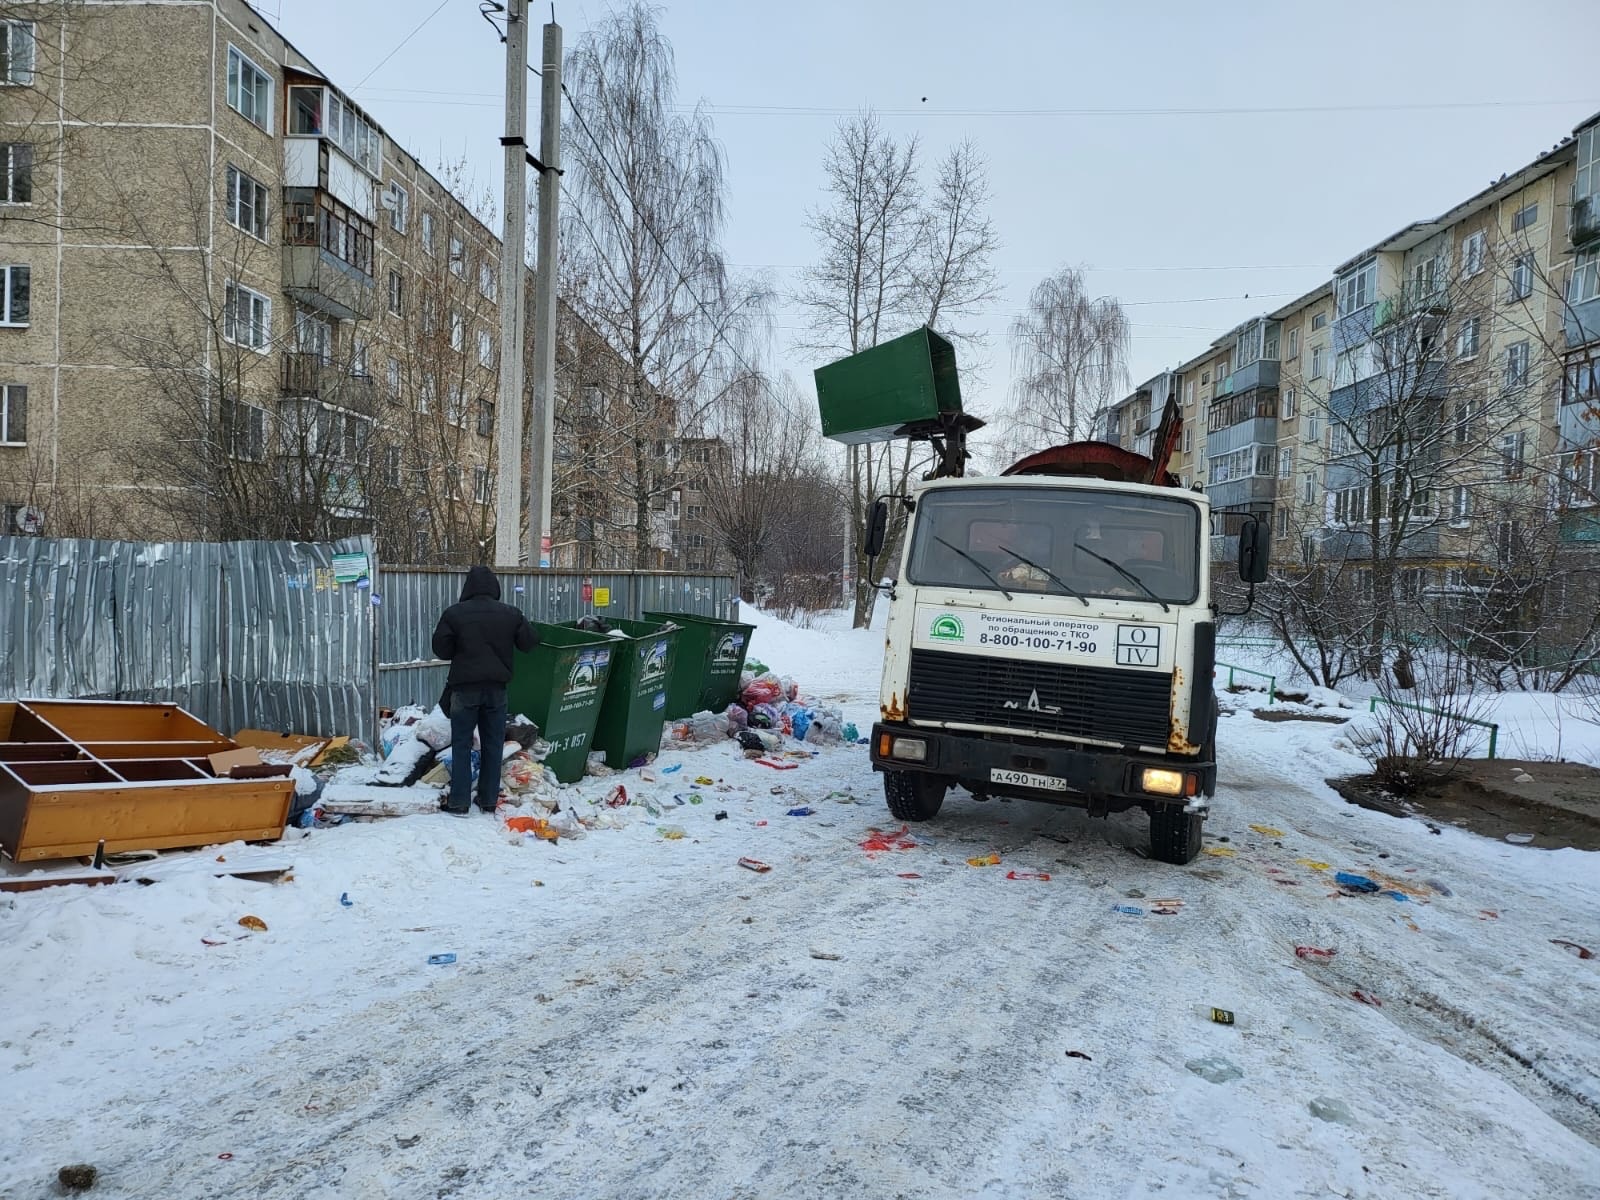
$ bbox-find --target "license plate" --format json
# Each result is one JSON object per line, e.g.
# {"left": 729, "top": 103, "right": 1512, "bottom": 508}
{"left": 990, "top": 767, "right": 1070, "bottom": 792}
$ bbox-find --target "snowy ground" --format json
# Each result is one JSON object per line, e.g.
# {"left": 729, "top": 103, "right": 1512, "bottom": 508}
{"left": 3, "top": 611, "right": 1599, "bottom": 1200}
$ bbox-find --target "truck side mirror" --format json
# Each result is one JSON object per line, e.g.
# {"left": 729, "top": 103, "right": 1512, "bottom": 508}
{"left": 864, "top": 499, "right": 889, "bottom": 560}
{"left": 1237, "top": 515, "right": 1271, "bottom": 584}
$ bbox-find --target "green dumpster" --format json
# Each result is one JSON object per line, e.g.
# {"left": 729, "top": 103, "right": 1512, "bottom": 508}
{"left": 643, "top": 610, "right": 755, "bottom": 720}
{"left": 591, "top": 618, "right": 681, "bottom": 770}
{"left": 507, "top": 623, "right": 617, "bottom": 783}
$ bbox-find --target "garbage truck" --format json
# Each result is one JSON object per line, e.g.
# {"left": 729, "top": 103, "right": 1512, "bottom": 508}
{"left": 814, "top": 328, "right": 1269, "bottom": 864}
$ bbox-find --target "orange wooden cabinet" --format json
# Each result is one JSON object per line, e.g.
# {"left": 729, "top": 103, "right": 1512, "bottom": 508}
{"left": 0, "top": 701, "right": 294, "bottom": 862}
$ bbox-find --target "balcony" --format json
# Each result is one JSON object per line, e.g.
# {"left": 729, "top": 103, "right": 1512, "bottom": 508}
{"left": 1218, "top": 359, "right": 1280, "bottom": 397}
{"left": 1573, "top": 194, "right": 1600, "bottom": 251}
{"left": 282, "top": 189, "right": 376, "bottom": 321}
{"left": 1205, "top": 475, "right": 1278, "bottom": 511}
{"left": 281, "top": 353, "right": 376, "bottom": 410}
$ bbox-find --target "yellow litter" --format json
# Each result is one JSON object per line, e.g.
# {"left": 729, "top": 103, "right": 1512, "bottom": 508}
{"left": 1249, "top": 825, "right": 1285, "bottom": 837}
{"left": 966, "top": 853, "right": 1001, "bottom": 868}
{"left": 1202, "top": 846, "right": 1237, "bottom": 858}
{"left": 237, "top": 915, "right": 268, "bottom": 932}
{"left": 1295, "top": 858, "right": 1331, "bottom": 871}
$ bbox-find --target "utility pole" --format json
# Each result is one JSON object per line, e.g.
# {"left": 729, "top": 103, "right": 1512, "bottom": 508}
{"left": 526, "top": 20, "right": 562, "bottom": 568}
{"left": 493, "top": 0, "right": 530, "bottom": 567}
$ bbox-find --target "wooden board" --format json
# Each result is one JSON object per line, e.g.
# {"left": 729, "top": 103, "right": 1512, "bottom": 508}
{"left": 0, "top": 858, "right": 117, "bottom": 892}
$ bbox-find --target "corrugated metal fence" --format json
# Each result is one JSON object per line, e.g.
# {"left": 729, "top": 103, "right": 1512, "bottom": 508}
{"left": 375, "top": 569, "right": 738, "bottom": 710}
{"left": 0, "top": 535, "right": 738, "bottom": 737}
{"left": 1, "top": 535, "right": 380, "bottom": 741}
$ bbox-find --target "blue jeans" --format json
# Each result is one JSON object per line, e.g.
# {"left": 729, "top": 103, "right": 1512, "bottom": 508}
{"left": 447, "top": 685, "right": 508, "bottom": 812}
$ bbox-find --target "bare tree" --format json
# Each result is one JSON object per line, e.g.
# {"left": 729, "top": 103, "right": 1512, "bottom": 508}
{"left": 1002, "top": 267, "right": 1130, "bottom": 462}
{"left": 913, "top": 139, "right": 1002, "bottom": 353}
{"left": 560, "top": 2, "right": 760, "bottom": 569}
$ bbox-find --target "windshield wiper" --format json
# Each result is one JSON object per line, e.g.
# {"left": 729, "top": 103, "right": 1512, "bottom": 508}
{"left": 1074, "top": 542, "right": 1170, "bottom": 612}
{"left": 998, "top": 545, "right": 1089, "bottom": 606}
{"left": 935, "top": 535, "right": 1012, "bottom": 599}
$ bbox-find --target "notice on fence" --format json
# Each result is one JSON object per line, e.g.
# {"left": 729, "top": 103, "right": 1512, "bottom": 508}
{"left": 332, "top": 553, "right": 370, "bottom": 584}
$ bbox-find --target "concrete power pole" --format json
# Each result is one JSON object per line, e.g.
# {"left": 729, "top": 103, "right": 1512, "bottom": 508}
{"left": 493, "top": 0, "right": 530, "bottom": 567}
{"left": 526, "top": 20, "right": 562, "bottom": 568}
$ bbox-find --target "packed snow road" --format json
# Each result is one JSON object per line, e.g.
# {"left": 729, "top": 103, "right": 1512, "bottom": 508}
{"left": 3, "top": 615, "right": 1598, "bottom": 1199}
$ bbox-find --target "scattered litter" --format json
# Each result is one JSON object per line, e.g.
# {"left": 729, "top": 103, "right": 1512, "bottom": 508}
{"left": 237, "top": 915, "right": 267, "bottom": 932}
{"left": 1064, "top": 1050, "right": 1092, "bottom": 1061}
{"left": 339, "top": 892, "right": 352, "bottom": 908}
{"left": 1512, "top": 771, "right": 1535, "bottom": 784}
{"left": 1350, "top": 990, "right": 1382, "bottom": 1007}
{"left": 1151, "top": 897, "right": 1184, "bottom": 909}
{"left": 1209, "top": 1007, "right": 1235, "bottom": 1025}
{"left": 695, "top": 776, "right": 715, "bottom": 786}
{"left": 1111, "top": 904, "right": 1144, "bottom": 916}
{"left": 897, "top": 872, "right": 922, "bottom": 879}
{"left": 1309, "top": 1097, "right": 1358, "bottom": 1126}
{"left": 755, "top": 819, "right": 768, "bottom": 827}
{"left": 1424, "top": 878, "right": 1453, "bottom": 897}
{"left": 57, "top": 1164, "right": 98, "bottom": 1191}
{"left": 662, "top": 763, "right": 682, "bottom": 775}
{"left": 605, "top": 785, "right": 629, "bottom": 808}
{"left": 786, "top": 806, "right": 815, "bottom": 817}
{"left": 1504, "top": 833, "right": 1535, "bottom": 844}
{"left": 966, "top": 853, "right": 1001, "bottom": 868}
{"left": 1552, "top": 939, "right": 1595, "bottom": 960}
{"left": 1185, "top": 1056, "right": 1243, "bottom": 1084}
{"left": 737, "top": 857, "right": 772, "bottom": 873}
{"left": 658, "top": 826, "right": 687, "bottom": 840}
{"left": 714, "top": 810, "right": 728, "bottom": 821}
{"left": 860, "top": 825, "right": 919, "bottom": 855}
{"left": 1334, "top": 872, "right": 1380, "bottom": 893}
{"left": 1249, "top": 824, "right": 1284, "bottom": 837}
{"left": 506, "top": 816, "right": 559, "bottom": 842}
{"left": 217, "top": 1152, "right": 234, "bottom": 1161}
{"left": 1479, "top": 910, "right": 1499, "bottom": 920}
{"left": 1202, "top": 846, "right": 1237, "bottom": 858}
{"left": 755, "top": 758, "right": 798, "bottom": 770}
{"left": 1005, "top": 870, "right": 1051, "bottom": 881}
{"left": 809, "top": 950, "right": 843, "bottom": 961}
{"left": 1124, "top": 888, "right": 1146, "bottom": 899}
{"left": 427, "top": 953, "right": 456, "bottom": 966}
{"left": 1294, "top": 946, "right": 1337, "bottom": 960}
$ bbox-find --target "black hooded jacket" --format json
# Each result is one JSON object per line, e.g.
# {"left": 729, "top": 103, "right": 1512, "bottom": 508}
{"left": 431, "top": 565, "right": 538, "bottom": 689}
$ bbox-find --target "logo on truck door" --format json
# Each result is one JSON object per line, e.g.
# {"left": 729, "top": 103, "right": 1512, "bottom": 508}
{"left": 929, "top": 614, "right": 965, "bottom": 642}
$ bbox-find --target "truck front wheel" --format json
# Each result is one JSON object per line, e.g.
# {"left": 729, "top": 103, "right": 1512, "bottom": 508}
{"left": 883, "top": 769, "right": 947, "bottom": 821}
{"left": 1149, "top": 804, "right": 1204, "bottom": 864}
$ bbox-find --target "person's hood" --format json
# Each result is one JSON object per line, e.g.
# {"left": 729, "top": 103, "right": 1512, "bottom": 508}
{"left": 460, "top": 564, "right": 501, "bottom": 601}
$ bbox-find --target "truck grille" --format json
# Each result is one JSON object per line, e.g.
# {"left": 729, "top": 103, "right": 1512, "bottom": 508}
{"left": 907, "top": 649, "right": 1171, "bottom": 748}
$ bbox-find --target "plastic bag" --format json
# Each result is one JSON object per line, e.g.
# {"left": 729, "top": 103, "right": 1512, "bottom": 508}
{"left": 740, "top": 674, "right": 784, "bottom": 708}
{"left": 790, "top": 707, "right": 815, "bottom": 743}
{"left": 550, "top": 809, "right": 587, "bottom": 840}
{"left": 585, "top": 751, "right": 615, "bottom": 777}
{"left": 725, "top": 703, "right": 748, "bottom": 732}
{"left": 414, "top": 706, "right": 453, "bottom": 751}
{"left": 778, "top": 676, "right": 799, "bottom": 703}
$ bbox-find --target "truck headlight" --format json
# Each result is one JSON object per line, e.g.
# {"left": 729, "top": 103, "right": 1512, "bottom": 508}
{"left": 890, "top": 737, "right": 928, "bottom": 762}
{"left": 1140, "top": 768, "right": 1185, "bottom": 796}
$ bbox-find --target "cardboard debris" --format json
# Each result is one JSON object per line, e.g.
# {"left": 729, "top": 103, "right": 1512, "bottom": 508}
{"left": 233, "top": 729, "right": 329, "bottom": 761}
{"left": 207, "top": 747, "right": 265, "bottom": 777}
{"left": 311, "top": 736, "right": 351, "bottom": 767}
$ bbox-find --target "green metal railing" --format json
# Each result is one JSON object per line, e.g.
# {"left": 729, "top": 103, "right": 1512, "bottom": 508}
{"left": 1367, "top": 695, "right": 1500, "bottom": 759}
{"left": 1216, "top": 662, "right": 1276, "bottom": 703}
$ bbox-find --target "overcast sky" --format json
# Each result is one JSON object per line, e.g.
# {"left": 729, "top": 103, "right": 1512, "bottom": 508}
{"left": 272, "top": 0, "right": 1599, "bottom": 418}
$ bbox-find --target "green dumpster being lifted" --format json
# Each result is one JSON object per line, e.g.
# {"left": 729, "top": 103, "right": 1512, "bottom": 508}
{"left": 591, "top": 618, "right": 682, "bottom": 770}
{"left": 643, "top": 610, "right": 755, "bottom": 720}
{"left": 507, "top": 623, "right": 617, "bottom": 783}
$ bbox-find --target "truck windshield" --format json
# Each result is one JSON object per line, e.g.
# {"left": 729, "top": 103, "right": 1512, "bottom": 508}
{"left": 905, "top": 485, "right": 1201, "bottom": 605}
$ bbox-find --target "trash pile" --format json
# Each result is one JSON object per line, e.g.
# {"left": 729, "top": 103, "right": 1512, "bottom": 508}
{"left": 665, "top": 660, "right": 858, "bottom": 758}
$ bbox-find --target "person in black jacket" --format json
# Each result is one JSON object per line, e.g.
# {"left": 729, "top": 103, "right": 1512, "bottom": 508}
{"left": 431, "top": 565, "right": 538, "bottom": 815}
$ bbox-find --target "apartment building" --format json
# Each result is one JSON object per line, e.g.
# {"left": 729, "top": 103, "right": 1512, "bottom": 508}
{"left": 0, "top": 0, "right": 713, "bottom": 568}
{"left": 1098, "top": 110, "right": 1600, "bottom": 601}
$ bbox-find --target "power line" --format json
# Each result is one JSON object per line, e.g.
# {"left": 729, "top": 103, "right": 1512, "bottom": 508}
{"left": 353, "top": 0, "right": 455, "bottom": 91}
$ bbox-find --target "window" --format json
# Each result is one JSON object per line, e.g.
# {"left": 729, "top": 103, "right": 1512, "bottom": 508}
{"left": 225, "top": 402, "right": 267, "bottom": 461}
{"left": 474, "top": 467, "right": 491, "bottom": 504}
{"left": 1276, "top": 507, "right": 1289, "bottom": 537}
{"left": 445, "top": 464, "right": 463, "bottom": 499}
{"left": 1456, "top": 316, "right": 1480, "bottom": 358}
{"left": 223, "top": 281, "right": 270, "bottom": 350}
{"left": 1410, "top": 487, "right": 1434, "bottom": 519}
{"left": 421, "top": 295, "right": 437, "bottom": 336}
{"left": 1310, "top": 346, "right": 1325, "bottom": 379}
{"left": 420, "top": 212, "right": 435, "bottom": 256}
{"left": 1571, "top": 250, "right": 1600, "bottom": 306}
{"left": 0, "top": 264, "right": 28, "bottom": 326}
{"left": 447, "top": 383, "right": 465, "bottom": 426}
{"left": 1504, "top": 340, "right": 1530, "bottom": 389}
{"left": 0, "top": 382, "right": 25, "bottom": 443}
{"left": 1282, "top": 387, "right": 1296, "bottom": 420}
{"left": 284, "top": 187, "right": 373, "bottom": 276}
{"left": 288, "top": 86, "right": 323, "bottom": 135}
{"left": 449, "top": 235, "right": 465, "bottom": 277}
{"left": 1200, "top": 371, "right": 1209, "bottom": 385}
{"left": 1312, "top": 311, "right": 1327, "bottom": 331}
{"left": 1580, "top": 126, "right": 1600, "bottom": 204}
{"left": 1329, "top": 423, "right": 1350, "bottom": 456}
{"left": 1500, "top": 431, "right": 1525, "bottom": 479}
{"left": 2, "top": 21, "right": 36, "bottom": 86}
{"left": 1333, "top": 486, "right": 1368, "bottom": 525}
{"left": 1, "top": 143, "right": 31, "bottom": 203}
{"left": 1563, "top": 448, "right": 1599, "bottom": 509}
{"left": 1286, "top": 329, "right": 1299, "bottom": 360}
{"left": 225, "top": 165, "right": 268, "bottom": 240}
{"left": 1463, "top": 231, "right": 1486, "bottom": 277}
{"left": 479, "top": 261, "right": 497, "bottom": 301}
{"left": 387, "top": 183, "right": 408, "bottom": 233}
{"left": 1305, "top": 411, "right": 1320, "bottom": 443}
{"left": 418, "top": 377, "right": 434, "bottom": 413}
{"left": 1183, "top": 380, "right": 1195, "bottom": 407}
{"left": 449, "top": 307, "right": 464, "bottom": 352}
{"left": 1182, "top": 427, "right": 1192, "bottom": 453}
{"left": 687, "top": 504, "right": 705, "bottom": 521}
{"left": 318, "top": 89, "right": 383, "bottom": 175}
{"left": 385, "top": 446, "right": 402, "bottom": 488}
{"left": 388, "top": 270, "right": 404, "bottom": 316}
{"left": 1453, "top": 403, "right": 1472, "bottom": 444}
{"left": 1302, "top": 472, "right": 1314, "bottom": 505}
{"left": 1278, "top": 447, "right": 1294, "bottom": 479}
{"left": 1336, "top": 258, "right": 1376, "bottom": 316}
{"left": 477, "top": 397, "right": 493, "bottom": 437}
{"left": 294, "top": 310, "right": 331, "bottom": 362}
{"left": 1567, "top": 350, "right": 1600, "bottom": 407}
{"left": 1451, "top": 486, "right": 1472, "bottom": 523}
{"left": 1507, "top": 253, "right": 1534, "bottom": 301}
{"left": 1512, "top": 202, "right": 1538, "bottom": 232}
{"left": 386, "top": 356, "right": 402, "bottom": 402}
{"left": 477, "top": 328, "right": 493, "bottom": 368}
{"left": 226, "top": 46, "right": 271, "bottom": 129}
{"left": 351, "top": 337, "right": 369, "bottom": 379}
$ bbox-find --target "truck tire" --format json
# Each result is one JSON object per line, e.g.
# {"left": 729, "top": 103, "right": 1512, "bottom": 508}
{"left": 883, "top": 770, "right": 946, "bottom": 821}
{"left": 1149, "top": 804, "right": 1203, "bottom": 864}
